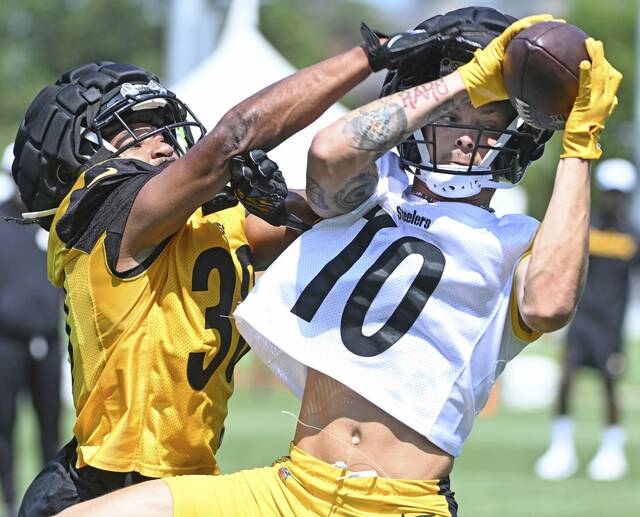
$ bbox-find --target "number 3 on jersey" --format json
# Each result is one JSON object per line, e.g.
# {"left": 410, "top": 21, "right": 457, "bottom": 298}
{"left": 187, "top": 245, "right": 252, "bottom": 390}
{"left": 291, "top": 207, "right": 445, "bottom": 357}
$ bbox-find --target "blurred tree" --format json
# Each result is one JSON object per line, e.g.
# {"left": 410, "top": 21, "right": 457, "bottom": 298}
{"left": 261, "top": 0, "right": 380, "bottom": 67}
{"left": 0, "top": 0, "right": 164, "bottom": 146}
{"left": 260, "top": 0, "right": 385, "bottom": 108}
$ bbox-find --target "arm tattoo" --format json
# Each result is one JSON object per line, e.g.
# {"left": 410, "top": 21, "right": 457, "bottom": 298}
{"left": 399, "top": 78, "right": 450, "bottom": 110}
{"left": 306, "top": 177, "right": 328, "bottom": 211}
{"left": 333, "top": 166, "right": 378, "bottom": 213}
{"left": 342, "top": 102, "right": 408, "bottom": 152}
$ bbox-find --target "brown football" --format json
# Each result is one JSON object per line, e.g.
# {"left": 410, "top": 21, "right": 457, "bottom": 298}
{"left": 502, "top": 21, "right": 589, "bottom": 130}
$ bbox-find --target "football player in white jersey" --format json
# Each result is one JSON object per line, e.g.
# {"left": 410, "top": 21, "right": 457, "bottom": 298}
{"left": 56, "top": 6, "right": 621, "bottom": 517}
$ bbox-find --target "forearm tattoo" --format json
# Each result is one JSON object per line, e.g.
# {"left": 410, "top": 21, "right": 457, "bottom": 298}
{"left": 342, "top": 102, "right": 408, "bottom": 152}
{"left": 306, "top": 176, "right": 328, "bottom": 211}
{"left": 333, "top": 166, "right": 378, "bottom": 213}
{"left": 312, "top": 78, "right": 462, "bottom": 215}
{"left": 340, "top": 78, "right": 459, "bottom": 154}
{"left": 399, "top": 79, "right": 450, "bottom": 110}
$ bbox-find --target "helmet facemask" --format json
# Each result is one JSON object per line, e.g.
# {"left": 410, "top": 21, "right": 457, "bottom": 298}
{"left": 13, "top": 61, "right": 208, "bottom": 229}
{"left": 401, "top": 112, "right": 545, "bottom": 198}
{"left": 85, "top": 80, "right": 205, "bottom": 160}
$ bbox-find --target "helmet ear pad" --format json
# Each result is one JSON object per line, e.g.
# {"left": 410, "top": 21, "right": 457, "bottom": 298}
{"left": 497, "top": 126, "right": 554, "bottom": 184}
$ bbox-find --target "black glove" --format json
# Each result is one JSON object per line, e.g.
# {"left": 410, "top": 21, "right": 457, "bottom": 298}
{"left": 203, "top": 186, "right": 239, "bottom": 215}
{"left": 360, "top": 22, "right": 440, "bottom": 72}
{"left": 230, "top": 149, "right": 310, "bottom": 232}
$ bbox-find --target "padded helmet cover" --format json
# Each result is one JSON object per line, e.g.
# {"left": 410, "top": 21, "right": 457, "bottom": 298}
{"left": 12, "top": 61, "right": 204, "bottom": 228}
{"left": 382, "top": 7, "right": 517, "bottom": 97}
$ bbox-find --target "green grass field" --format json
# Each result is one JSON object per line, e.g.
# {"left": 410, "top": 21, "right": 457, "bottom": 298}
{"left": 5, "top": 336, "right": 640, "bottom": 516}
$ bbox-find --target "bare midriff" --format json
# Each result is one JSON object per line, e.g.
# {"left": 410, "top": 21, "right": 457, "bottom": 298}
{"left": 293, "top": 369, "right": 454, "bottom": 480}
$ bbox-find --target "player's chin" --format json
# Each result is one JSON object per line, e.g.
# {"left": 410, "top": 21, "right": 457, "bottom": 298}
{"left": 441, "top": 160, "right": 475, "bottom": 168}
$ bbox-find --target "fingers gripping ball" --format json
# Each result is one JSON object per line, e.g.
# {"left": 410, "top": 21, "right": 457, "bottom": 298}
{"left": 457, "top": 14, "right": 556, "bottom": 107}
{"left": 503, "top": 21, "right": 589, "bottom": 130}
{"left": 561, "top": 38, "right": 623, "bottom": 160}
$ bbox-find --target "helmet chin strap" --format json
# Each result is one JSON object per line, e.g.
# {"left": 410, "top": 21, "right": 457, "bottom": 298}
{"left": 412, "top": 117, "right": 523, "bottom": 199}
{"left": 84, "top": 130, "right": 117, "bottom": 153}
{"left": 21, "top": 207, "right": 59, "bottom": 220}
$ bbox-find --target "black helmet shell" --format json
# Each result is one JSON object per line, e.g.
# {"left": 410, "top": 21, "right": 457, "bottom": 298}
{"left": 13, "top": 62, "right": 160, "bottom": 228}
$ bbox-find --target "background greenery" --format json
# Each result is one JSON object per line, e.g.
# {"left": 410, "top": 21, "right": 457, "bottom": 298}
{"left": 2, "top": 0, "right": 639, "bottom": 515}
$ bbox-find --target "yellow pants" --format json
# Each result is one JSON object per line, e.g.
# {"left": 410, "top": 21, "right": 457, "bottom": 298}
{"left": 164, "top": 444, "right": 457, "bottom": 516}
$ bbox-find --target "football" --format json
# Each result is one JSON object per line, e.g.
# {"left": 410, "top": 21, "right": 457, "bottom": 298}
{"left": 502, "top": 21, "right": 589, "bottom": 130}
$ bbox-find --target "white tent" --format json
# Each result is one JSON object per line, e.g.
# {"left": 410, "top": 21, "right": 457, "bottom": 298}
{"left": 172, "top": 0, "right": 348, "bottom": 189}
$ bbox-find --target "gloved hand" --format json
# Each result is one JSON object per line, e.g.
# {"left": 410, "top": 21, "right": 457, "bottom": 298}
{"left": 230, "top": 149, "right": 310, "bottom": 231}
{"left": 457, "top": 14, "right": 557, "bottom": 107}
{"left": 561, "top": 38, "right": 622, "bottom": 160}
{"left": 360, "top": 22, "right": 441, "bottom": 72}
{"left": 204, "top": 186, "right": 239, "bottom": 214}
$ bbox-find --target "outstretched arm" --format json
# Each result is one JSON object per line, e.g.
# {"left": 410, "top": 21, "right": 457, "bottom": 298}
{"left": 515, "top": 158, "right": 590, "bottom": 333}
{"left": 119, "top": 46, "right": 371, "bottom": 267}
{"left": 516, "top": 38, "right": 622, "bottom": 332}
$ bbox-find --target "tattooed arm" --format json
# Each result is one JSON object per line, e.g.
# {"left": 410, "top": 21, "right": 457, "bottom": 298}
{"left": 118, "top": 46, "right": 371, "bottom": 270}
{"left": 306, "top": 71, "right": 468, "bottom": 218}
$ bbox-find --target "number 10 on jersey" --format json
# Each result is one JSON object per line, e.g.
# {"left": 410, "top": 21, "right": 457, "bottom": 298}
{"left": 291, "top": 207, "right": 445, "bottom": 358}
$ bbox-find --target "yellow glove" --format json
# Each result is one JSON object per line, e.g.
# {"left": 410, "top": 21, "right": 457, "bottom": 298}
{"left": 457, "top": 14, "right": 557, "bottom": 107}
{"left": 561, "top": 38, "right": 622, "bottom": 160}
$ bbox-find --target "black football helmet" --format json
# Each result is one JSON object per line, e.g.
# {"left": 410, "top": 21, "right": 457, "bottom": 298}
{"left": 381, "top": 6, "right": 553, "bottom": 198}
{"left": 12, "top": 61, "right": 206, "bottom": 229}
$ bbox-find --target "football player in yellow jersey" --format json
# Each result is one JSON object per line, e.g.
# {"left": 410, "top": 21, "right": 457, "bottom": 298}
{"left": 10, "top": 28, "right": 442, "bottom": 516}
{"left": 54, "top": 6, "right": 621, "bottom": 517}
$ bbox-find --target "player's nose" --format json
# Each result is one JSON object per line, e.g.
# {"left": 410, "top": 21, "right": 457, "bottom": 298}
{"left": 150, "top": 137, "right": 175, "bottom": 159}
{"left": 455, "top": 133, "right": 475, "bottom": 152}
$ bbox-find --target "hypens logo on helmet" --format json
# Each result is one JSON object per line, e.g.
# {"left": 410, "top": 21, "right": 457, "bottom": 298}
{"left": 278, "top": 466, "right": 291, "bottom": 482}
{"left": 439, "top": 57, "right": 465, "bottom": 77}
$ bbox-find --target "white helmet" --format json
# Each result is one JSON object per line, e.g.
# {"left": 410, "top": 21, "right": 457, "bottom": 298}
{"left": 596, "top": 158, "right": 636, "bottom": 193}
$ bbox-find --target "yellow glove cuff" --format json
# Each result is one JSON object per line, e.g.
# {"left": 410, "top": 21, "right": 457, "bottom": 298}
{"left": 560, "top": 124, "right": 604, "bottom": 160}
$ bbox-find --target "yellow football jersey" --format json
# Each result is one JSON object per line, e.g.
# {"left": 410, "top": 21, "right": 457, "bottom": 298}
{"left": 48, "top": 158, "right": 254, "bottom": 477}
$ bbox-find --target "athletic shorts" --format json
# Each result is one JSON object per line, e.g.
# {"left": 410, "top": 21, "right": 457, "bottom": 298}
{"left": 567, "top": 323, "right": 624, "bottom": 377}
{"left": 165, "top": 443, "right": 457, "bottom": 516}
{"left": 19, "top": 438, "right": 153, "bottom": 517}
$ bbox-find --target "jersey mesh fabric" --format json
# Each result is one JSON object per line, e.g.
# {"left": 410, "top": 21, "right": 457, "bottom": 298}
{"left": 235, "top": 152, "right": 539, "bottom": 456}
{"left": 48, "top": 160, "right": 254, "bottom": 477}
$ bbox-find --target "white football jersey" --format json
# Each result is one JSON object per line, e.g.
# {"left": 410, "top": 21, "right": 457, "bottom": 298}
{"left": 234, "top": 152, "right": 540, "bottom": 456}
